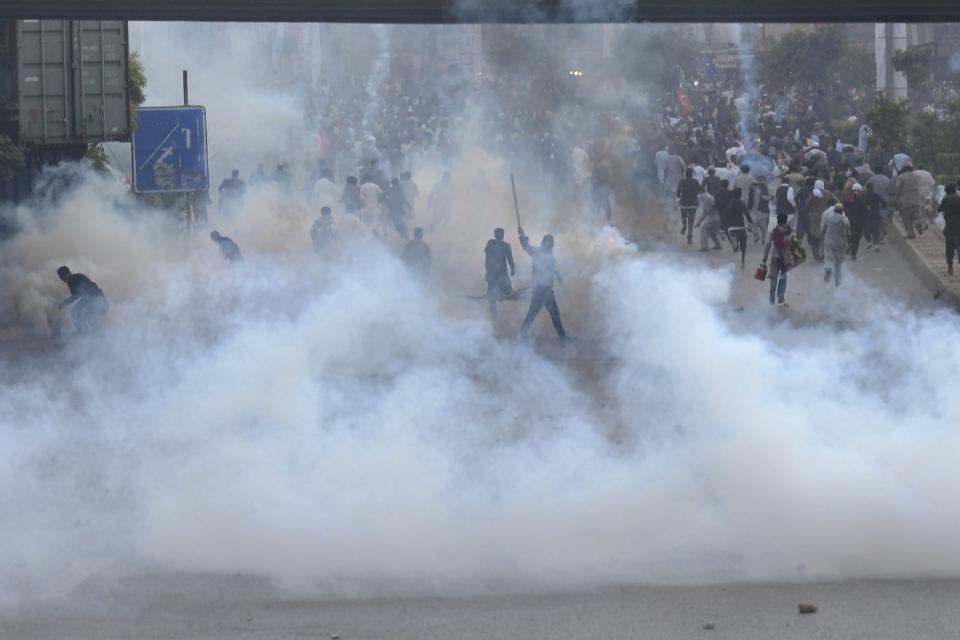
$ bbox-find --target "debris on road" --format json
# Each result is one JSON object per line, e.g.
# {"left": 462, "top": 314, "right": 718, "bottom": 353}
{"left": 798, "top": 603, "right": 818, "bottom": 614}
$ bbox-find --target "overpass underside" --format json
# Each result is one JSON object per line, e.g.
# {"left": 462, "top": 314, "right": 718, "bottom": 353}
{"left": 0, "top": 1, "right": 957, "bottom": 23}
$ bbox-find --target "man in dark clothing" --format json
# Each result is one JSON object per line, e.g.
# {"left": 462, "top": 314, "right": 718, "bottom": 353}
{"left": 484, "top": 227, "right": 516, "bottom": 320}
{"left": 210, "top": 230, "right": 242, "bottom": 262}
{"left": 677, "top": 167, "right": 701, "bottom": 244}
{"left": 795, "top": 176, "right": 816, "bottom": 238}
{"left": 218, "top": 169, "right": 246, "bottom": 214}
{"left": 702, "top": 166, "right": 723, "bottom": 198}
{"left": 57, "top": 266, "right": 108, "bottom": 333}
{"left": 402, "top": 227, "right": 432, "bottom": 282}
{"left": 720, "top": 187, "right": 754, "bottom": 268}
{"left": 311, "top": 207, "right": 337, "bottom": 254}
{"left": 775, "top": 181, "right": 796, "bottom": 222}
{"left": 272, "top": 163, "right": 292, "bottom": 191}
{"left": 845, "top": 183, "right": 867, "bottom": 259}
{"left": 863, "top": 181, "right": 885, "bottom": 251}
{"left": 938, "top": 183, "right": 960, "bottom": 276}
{"left": 591, "top": 172, "right": 613, "bottom": 223}
{"left": 518, "top": 226, "right": 565, "bottom": 338}
{"left": 383, "top": 178, "right": 410, "bottom": 240}
{"left": 714, "top": 178, "right": 735, "bottom": 247}
{"left": 341, "top": 175, "right": 363, "bottom": 215}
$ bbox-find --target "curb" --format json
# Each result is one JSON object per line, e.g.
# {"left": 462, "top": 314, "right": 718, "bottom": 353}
{"left": 888, "top": 216, "right": 960, "bottom": 309}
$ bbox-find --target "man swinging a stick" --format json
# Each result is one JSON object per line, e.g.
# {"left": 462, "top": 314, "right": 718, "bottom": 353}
{"left": 512, "top": 174, "right": 567, "bottom": 339}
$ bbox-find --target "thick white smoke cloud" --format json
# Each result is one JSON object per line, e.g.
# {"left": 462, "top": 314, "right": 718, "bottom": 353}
{"left": 1, "top": 21, "right": 960, "bottom": 606}
{"left": 2, "top": 167, "right": 960, "bottom": 602}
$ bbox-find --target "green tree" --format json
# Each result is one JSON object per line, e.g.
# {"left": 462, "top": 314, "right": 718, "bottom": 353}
{"left": 908, "top": 98, "right": 960, "bottom": 175}
{"left": 865, "top": 95, "right": 910, "bottom": 153}
{"left": 611, "top": 28, "right": 698, "bottom": 95}
{"left": 0, "top": 133, "right": 25, "bottom": 182}
{"left": 757, "top": 25, "right": 845, "bottom": 94}
{"left": 891, "top": 47, "right": 933, "bottom": 103}
{"left": 129, "top": 51, "right": 148, "bottom": 130}
{"left": 482, "top": 26, "right": 553, "bottom": 79}
{"left": 85, "top": 52, "right": 148, "bottom": 175}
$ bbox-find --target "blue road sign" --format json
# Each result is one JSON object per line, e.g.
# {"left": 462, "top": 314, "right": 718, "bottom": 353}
{"left": 132, "top": 106, "right": 209, "bottom": 194}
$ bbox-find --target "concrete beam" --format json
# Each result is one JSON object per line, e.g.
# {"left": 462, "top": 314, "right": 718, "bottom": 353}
{"left": 1, "top": 1, "right": 960, "bottom": 23}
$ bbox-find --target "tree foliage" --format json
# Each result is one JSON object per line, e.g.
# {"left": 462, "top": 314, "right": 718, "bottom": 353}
{"left": 891, "top": 47, "right": 933, "bottom": 95}
{"left": 0, "top": 133, "right": 25, "bottom": 182}
{"left": 908, "top": 99, "right": 960, "bottom": 174}
{"left": 865, "top": 95, "right": 910, "bottom": 153}
{"left": 865, "top": 94, "right": 960, "bottom": 176}
{"left": 482, "top": 26, "right": 554, "bottom": 81}
{"left": 613, "top": 29, "right": 699, "bottom": 95}
{"left": 129, "top": 51, "right": 148, "bottom": 131}
{"left": 757, "top": 25, "right": 845, "bottom": 94}
{"left": 85, "top": 144, "right": 109, "bottom": 173}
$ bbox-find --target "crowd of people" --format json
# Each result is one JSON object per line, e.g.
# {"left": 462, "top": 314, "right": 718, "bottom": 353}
{"left": 654, "top": 77, "right": 959, "bottom": 306}
{"left": 67, "top": 53, "right": 960, "bottom": 336}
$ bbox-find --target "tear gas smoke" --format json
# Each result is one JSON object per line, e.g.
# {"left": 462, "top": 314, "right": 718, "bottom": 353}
{"left": 1, "top": 22, "right": 960, "bottom": 605}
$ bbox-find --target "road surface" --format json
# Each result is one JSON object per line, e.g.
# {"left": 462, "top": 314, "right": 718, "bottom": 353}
{"left": 4, "top": 574, "right": 960, "bottom": 639}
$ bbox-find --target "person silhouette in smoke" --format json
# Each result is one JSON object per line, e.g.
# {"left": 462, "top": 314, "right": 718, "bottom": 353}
{"left": 210, "top": 230, "right": 242, "bottom": 262}
{"left": 484, "top": 227, "right": 516, "bottom": 321}
{"left": 311, "top": 207, "right": 337, "bottom": 254}
{"left": 518, "top": 226, "right": 566, "bottom": 339}
{"left": 402, "top": 227, "right": 432, "bottom": 283}
{"left": 217, "top": 169, "right": 246, "bottom": 214}
{"left": 383, "top": 178, "right": 410, "bottom": 240}
{"left": 57, "top": 266, "right": 108, "bottom": 333}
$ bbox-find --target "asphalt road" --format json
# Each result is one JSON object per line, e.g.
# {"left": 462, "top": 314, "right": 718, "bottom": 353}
{"left": 4, "top": 574, "right": 960, "bottom": 640}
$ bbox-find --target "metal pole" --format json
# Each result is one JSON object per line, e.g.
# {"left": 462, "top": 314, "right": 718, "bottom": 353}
{"left": 510, "top": 173, "right": 522, "bottom": 230}
{"left": 183, "top": 69, "right": 194, "bottom": 229}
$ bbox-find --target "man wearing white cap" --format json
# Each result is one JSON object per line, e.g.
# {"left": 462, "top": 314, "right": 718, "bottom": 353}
{"left": 821, "top": 204, "right": 851, "bottom": 286}
{"left": 806, "top": 179, "right": 836, "bottom": 263}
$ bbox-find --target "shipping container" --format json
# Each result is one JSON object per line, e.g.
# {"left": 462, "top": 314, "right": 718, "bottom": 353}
{"left": 0, "top": 19, "right": 130, "bottom": 146}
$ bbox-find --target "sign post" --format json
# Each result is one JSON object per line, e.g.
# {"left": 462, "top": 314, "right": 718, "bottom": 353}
{"left": 131, "top": 105, "right": 209, "bottom": 197}
{"left": 182, "top": 70, "right": 195, "bottom": 229}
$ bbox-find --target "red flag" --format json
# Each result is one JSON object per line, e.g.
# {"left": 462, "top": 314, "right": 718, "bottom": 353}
{"left": 315, "top": 128, "right": 332, "bottom": 160}
{"left": 677, "top": 86, "right": 691, "bottom": 115}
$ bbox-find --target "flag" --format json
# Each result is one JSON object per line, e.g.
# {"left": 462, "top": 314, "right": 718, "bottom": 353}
{"left": 676, "top": 67, "right": 692, "bottom": 116}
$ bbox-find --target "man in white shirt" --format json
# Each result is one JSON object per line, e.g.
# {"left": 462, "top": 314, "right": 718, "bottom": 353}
{"left": 313, "top": 170, "right": 342, "bottom": 213}
{"left": 359, "top": 175, "right": 384, "bottom": 231}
